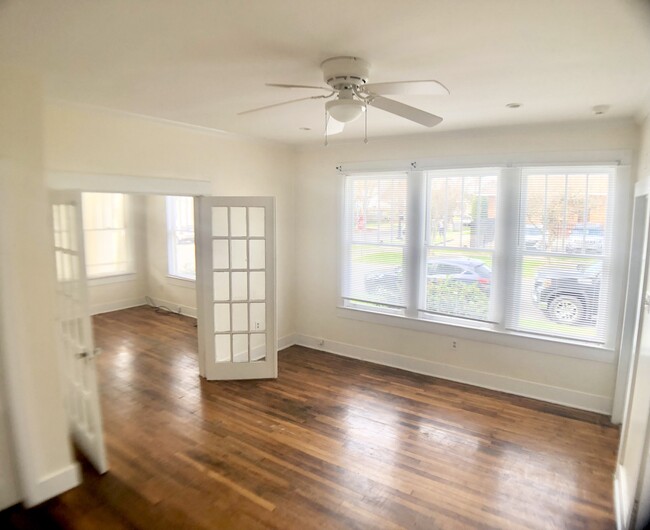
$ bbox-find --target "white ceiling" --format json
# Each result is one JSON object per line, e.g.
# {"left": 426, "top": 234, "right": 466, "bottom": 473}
{"left": 1, "top": 0, "right": 649, "bottom": 145}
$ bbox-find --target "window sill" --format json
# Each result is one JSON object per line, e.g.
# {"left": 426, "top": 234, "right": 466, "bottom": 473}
{"left": 336, "top": 305, "right": 616, "bottom": 364}
{"left": 166, "top": 275, "right": 196, "bottom": 287}
{"left": 88, "top": 273, "right": 136, "bottom": 286}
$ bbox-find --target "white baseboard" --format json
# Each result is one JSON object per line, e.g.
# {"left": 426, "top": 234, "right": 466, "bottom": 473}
{"left": 24, "top": 462, "right": 81, "bottom": 508}
{"left": 293, "top": 334, "right": 613, "bottom": 414}
{"left": 144, "top": 297, "right": 197, "bottom": 319}
{"left": 90, "top": 297, "right": 146, "bottom": 316}
{"left": 278, "top": 334, "right": 297, "bottom": 351}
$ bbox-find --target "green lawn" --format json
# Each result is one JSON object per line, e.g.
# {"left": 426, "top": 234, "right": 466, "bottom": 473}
{"left": 357, "top": 250, "right": 403, "bottom": 265}
{"left": 517, "top": 317, "right": 599, "bottom": 339}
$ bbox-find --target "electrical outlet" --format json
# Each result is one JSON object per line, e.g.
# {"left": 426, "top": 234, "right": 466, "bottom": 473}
{"left": 452, "top": 340, "right": 457, "bottom": 350}
{"left": 254, "top": 321, "right": 261, "bottom": 330}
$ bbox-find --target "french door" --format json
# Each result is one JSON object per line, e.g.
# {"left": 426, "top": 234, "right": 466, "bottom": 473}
{"left": 50, "top": 190, "right": 108, "bottom": 473}
{"left": 195, "top": 197, "right": 277, "bottom": 380}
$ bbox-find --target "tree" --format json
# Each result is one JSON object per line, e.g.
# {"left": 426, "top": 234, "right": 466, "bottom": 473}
{"left": 525, "top": 190, "right": 584, "bottom": 251}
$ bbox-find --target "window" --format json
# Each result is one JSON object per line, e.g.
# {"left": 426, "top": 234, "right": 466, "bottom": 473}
{"left": 343, "top": 175, "right": 407, "bottom": 310}
{"left": 82, "top": 192, "right": 133, "bottom": 278}
{"left": 342, "top": 164, "right": 623, "bottom": 350}
{"left": 166, "top": 196, "right": 195, "bottom": 280}
{"left": 422, "top": 170, "right": 498, "bottom": 321}
{"left": 507, "top": 168, "right": 614, "bottom": 344}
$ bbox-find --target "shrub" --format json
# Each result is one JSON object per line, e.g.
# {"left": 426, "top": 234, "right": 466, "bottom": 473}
{"left": 427, "top": 279, "right": 489, "bottom": 320}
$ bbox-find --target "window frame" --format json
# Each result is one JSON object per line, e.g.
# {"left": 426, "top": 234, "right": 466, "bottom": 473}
{"left": 82, "top": 192, "right": 135, "bottom": 280}
{"left": 342, "top": 173, "right": 409, "bottom": 311}
{"left": 419, "top": 168, "right": 501, "bottom": 323}
{"left": 339, "top": 157, "right": 633, "bottom": 363}
{"left": 505, "top": 167, "right": 617, "bottom": 344}
{"left": 166, "top": 195, "right": 196, "bottom": 282}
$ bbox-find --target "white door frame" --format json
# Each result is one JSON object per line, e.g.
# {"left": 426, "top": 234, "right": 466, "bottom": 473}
{"left": 47, "top": 171, "right": 212, "bottom": 196}
{"left": 0, "top": 160, "right": 24, "bottom": 508}
{"left": 613, "top": 184, "right": 650, "bottom": 424}
{"left": 43, "top": 171, "right": 227, "bottom": 443}
{"left": 614, "top": 180, "right": 650, "bottom": 529}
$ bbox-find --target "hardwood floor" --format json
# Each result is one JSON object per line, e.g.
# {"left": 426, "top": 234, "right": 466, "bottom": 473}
{"left": 2, "top": 305, "right": 619, "bottom": 529}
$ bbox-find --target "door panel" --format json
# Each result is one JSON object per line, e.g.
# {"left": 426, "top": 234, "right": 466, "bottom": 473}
{"left": 196, "top": 197, "right": 276, "bottom": 380}
{"left": 621, "top": 294, "right": 650, "bottom": 528}
{"left": 51, "top": 190, "right": 108, "bottom": 474}
{"left": 617, "top": 200, "right": 650, "bottom": 528}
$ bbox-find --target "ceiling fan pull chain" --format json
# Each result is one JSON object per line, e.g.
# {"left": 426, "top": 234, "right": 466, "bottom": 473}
{"left": 364, "top": 103, "right": 368, "bottom": 144}
{"left": 324, "top": 109, "right": 329, "bottom": 147}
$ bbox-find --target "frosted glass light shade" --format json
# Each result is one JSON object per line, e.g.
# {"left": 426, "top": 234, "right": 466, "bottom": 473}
{"left": 326, "top": 99, "right": 365, "bottom": 123}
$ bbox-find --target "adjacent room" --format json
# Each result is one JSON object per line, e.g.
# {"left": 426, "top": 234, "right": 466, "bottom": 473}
{"left": 1, "top": 1, "right": 650, "bottom": 529}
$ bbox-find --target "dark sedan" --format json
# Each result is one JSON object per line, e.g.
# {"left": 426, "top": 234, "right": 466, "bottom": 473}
{"left": 533, "top": 262, "right": 601, "bottom": 324}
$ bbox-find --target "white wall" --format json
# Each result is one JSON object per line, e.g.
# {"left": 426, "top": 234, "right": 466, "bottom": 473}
{"left": 295, "top": 118, "right": 639, "bottom": 413}
{"left": 44, "top": 102, "right": 296, "bottom": 342}
{"left": 86, "top": 193, "right": 196, "bottom": 318}
{"left": 0, "top": 66, "right": 80, "bottom": 506}
{"left": 87, "top": 194, "right": 148, "bottom": 315}
{"left": 145, "top": 195, "right": 197, "bottom": 316}
{"left": 639, "top": 116, "right": 650, "bottom": 185}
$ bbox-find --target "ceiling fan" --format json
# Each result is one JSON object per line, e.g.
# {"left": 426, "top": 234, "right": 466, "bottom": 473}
{"left": 238, "top": 56, "right": 449, "bottom": 142}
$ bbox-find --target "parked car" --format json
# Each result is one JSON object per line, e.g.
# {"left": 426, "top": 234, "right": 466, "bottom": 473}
{"left": 565, "top": 223, "right": 604, "bottom": 254}
{"left": 532, "top": 262, "right": 601, "bottom": 324}
{"left": 364, "top": 257, "right": 491, "bottom": 300}
{"left": 427, "top": 257, "right": 491, "bottom": 289}
{"left": 524, "top": 225, "right": 545, "bottom": 250}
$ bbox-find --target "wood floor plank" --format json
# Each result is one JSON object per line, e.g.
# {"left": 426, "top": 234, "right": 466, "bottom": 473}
{"left": 1, "top": 305, "right": 620, "bottom": 529}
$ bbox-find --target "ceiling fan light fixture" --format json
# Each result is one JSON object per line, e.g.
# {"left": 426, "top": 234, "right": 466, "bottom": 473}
{"left": 326, "top": 99, "right": 365, "bottom": 123}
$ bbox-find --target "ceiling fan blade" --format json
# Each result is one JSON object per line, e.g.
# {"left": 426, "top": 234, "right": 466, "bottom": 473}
{"left": 238, "top": 95, "right": 321, "bottom": 116}
{"left": 326, "top": 116, "right": 345, "bottom": 135}
{"left": 363, "top": 80, "right": 450, "bottom": 96}
{"left": 266, "top": 83, "right": 333, "bottom": 92}
{"left": 368, "top": 96, "right": 442, "bottom": 127}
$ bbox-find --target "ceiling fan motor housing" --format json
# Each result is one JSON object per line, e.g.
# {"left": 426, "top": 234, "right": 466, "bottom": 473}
{"left": 321, "top": 56, "right": 370, "bottom": 90}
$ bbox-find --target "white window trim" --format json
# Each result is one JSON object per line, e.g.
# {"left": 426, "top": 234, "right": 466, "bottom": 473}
{"left": 166, "top": 274, "right": 196, "bottom": 286}
{"left": 88, "top": 273, "right": 137, "bottom": 286}
{"left": 338, "top": 151, "right": 633, "bottom": 362}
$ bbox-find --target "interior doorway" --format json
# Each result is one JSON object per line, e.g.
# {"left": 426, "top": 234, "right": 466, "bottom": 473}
{"left": 47, "top": 173, "right": 208, "bottom": 475}
{"left": 47, "top": 173, "right": 278, "bottom": 476}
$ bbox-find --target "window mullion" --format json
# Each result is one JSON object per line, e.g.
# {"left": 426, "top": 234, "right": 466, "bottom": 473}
{"left": 494, "top": 167, "right": 520, "bottom": 330}
{"left": 405, "top": 171, "right": 426, "bottom": 318}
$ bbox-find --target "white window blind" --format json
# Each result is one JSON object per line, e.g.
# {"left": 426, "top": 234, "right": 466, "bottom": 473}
{"left": 343, "top": 175, "right": 408, "bottom": 310}
{"left": 341, "top": 161, "right": 627, "bottom": 353}
{"left": 166, "top": 196, "right": 196, "bottom": 280}
{"left": 506, "top": 167, "right": 614, "bottom": 344}
{"left": 82, "top": 192, "right": 133, "bottom": 278}
{"left": 421, "top": 170, "right": 498, "bottom": 321}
